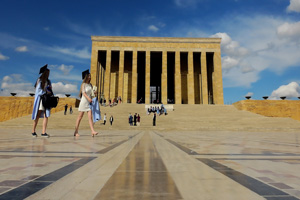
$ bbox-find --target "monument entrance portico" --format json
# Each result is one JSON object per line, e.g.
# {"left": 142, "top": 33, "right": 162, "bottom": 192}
{"left": 90, "top": 36, "right": 224, "bottom": 104}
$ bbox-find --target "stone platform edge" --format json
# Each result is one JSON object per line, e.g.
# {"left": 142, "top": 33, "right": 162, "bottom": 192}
{"left": 233, "top": 100, "right": 300, "bottom": 121}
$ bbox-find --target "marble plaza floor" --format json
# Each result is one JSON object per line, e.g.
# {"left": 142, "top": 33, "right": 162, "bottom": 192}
{"left": 0, "top": 127, "right": 299, "bottom": 200}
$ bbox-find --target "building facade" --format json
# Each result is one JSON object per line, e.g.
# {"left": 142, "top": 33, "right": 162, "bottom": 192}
{"left": 90, "top": 36, "right": 224, "bottom": 104}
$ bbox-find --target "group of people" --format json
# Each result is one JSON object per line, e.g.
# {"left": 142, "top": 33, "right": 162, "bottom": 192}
{"left": 102, "top": 113, "right": 114, "bottom": 126}
{"left": 128, "top": 113, "right": 140, "bottom": 126}
{"left": 31, "top": 66, "right": 99, "bottom": 138}
{"left": 99, "top": 96, "right": 122, "bottom": 107}
{"left": 147, "top": 105, "right": 167, "bottom": 116}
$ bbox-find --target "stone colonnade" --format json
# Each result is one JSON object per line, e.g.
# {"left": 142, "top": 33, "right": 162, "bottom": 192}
{"left": 90, "top": 36, "right": 224, "bottom": 105}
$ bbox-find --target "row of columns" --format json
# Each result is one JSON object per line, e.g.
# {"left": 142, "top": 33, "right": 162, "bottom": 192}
{"left": 100, "top": 49, "right": 222, "bottom": 104}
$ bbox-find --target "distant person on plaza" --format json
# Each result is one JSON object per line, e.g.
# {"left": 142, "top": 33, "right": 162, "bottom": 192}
{"left": 137, "top": 114, "right": 140, "bottom": 126}
{"left": 31, "top": 64, "right": 52, "bottom": 138}
{"left": 74, "top": 70, "right": 98, "bottom": 137}
{"left": 153, "top": 113, "right": 156, "bottom": 126}
{"left": 70, "top": 105, "right": 73, "bottom": 114}
{"left": 134, "top": 113, "right": 137, "bottom": 126}
{"left": 103, "top": 98, "right": 106, "bottom": 106}
{"left": 129, "top": 113, "right": 133, "bottom": 126}
{"left": 103, "top": 113, "right": 107, "bottom": 125}
{"left": 110, "top": 115, "right": 114, "bottom": 126}
{"left": 64, "top": 104, "right": 68, "bottom": 115}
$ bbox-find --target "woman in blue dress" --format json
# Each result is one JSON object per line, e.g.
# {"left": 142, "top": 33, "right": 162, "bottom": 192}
{"left": 31, "top": 65, "right": 52, "bottom": 138}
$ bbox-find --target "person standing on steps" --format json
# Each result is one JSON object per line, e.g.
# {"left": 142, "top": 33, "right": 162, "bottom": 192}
{"left": 31, "top": 64, "right": 52, "bottom": 138}
{"left": 103, "top": 113, "right": 107, "bottom": 125}
{"left": 137, "top": 114, "right": 140, "bottom": 126}
{"left": 153, "top": 113, "right": 156, "bottom": 126}
{"left": 74, "top": 70, "right": 98, "bottom": 137}
{"left": 110, "top": 115, "right": 114, "bottom": 126}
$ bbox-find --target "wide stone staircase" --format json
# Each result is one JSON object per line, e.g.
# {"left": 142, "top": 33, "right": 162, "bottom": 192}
{"left": 1, "top": 104, "right": 300, "bottom": 132}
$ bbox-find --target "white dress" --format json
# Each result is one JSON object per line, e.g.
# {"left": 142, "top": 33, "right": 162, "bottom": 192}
{"left": 78, "top": 83, "right": 92, "bottom": 112}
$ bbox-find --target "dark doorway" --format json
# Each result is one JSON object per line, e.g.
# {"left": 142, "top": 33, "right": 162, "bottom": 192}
{"left": 180, "top": 52, "right": 188, "bottom": 104}
{"left": 124, "top": 51, "right": 133, "bottom": 103}
{"left": 167, "top": 52, "right": 175, "bottom": 104}
{"left": 137, "top": 52, "right": 145, "bottom": 103}
{"left": 207, "top": 53, "right": 214, "bottom": 104}
{"left": 150, "top": 52, "right": 162, "bottom": 104}
{"left": 97, "top": 51, "right": 106, "bottom": 100}
{"left": 193, "top": 52, "right": 201, "bottom": 104}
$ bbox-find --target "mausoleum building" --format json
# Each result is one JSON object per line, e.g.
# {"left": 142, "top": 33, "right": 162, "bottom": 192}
{"left": 90, "top": 36, "right": 223, "bottom": 104}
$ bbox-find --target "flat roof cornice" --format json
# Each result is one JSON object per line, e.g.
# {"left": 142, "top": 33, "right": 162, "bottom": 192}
{"left": 91, "top": 36, "right": 221, "bottom": 44}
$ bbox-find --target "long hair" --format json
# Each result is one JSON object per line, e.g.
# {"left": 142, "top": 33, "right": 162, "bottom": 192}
{"left": 35, "top": 69, "right": 50, "bottom": 89}
{"left": 79, "top": 73, "right": 91, "bottom": 97}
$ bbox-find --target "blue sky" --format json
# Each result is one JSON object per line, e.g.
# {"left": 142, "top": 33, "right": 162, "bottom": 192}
{"left": 0, "top": 0, "right": 300, "bottom": 103}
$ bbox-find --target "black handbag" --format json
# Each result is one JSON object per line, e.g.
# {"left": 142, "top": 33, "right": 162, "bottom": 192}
{"left": 42, "top": 93, "right": 59, "bottom": 109}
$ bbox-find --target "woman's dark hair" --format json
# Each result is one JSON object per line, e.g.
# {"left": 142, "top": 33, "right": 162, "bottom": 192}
{"left": 35, "top": 69, "right": 50, "bottom": 89}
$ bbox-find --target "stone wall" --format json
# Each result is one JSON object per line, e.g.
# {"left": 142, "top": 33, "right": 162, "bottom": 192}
{"left": 0, "top": 97, "right": 77, "bottom": 122}
{"left": 233, "top": 100, "right": 300, "bottom": 121}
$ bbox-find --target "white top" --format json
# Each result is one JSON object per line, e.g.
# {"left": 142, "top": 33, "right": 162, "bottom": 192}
{"left": 78, "top": 83, "right": 92, "bottom": 112}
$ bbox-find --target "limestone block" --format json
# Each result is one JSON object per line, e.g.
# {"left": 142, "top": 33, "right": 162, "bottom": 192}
{"left": 233, "top": 100, "right": 300, "bottom": 121}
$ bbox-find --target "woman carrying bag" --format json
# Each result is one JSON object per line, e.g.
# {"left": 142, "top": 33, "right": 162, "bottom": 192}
{"left": 31, "top": 64, "right": 52, "bottom": 138}
{"left": 74, "top": 70, "right": 98, "bottom": 137}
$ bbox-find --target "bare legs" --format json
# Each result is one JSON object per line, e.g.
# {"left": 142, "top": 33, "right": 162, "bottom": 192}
{"left": 88, "top": 110, "right": 98, "bottom": 136}
{"left": 32, "top": 110, "right": 48, "bottom": 134}
{"left": 74, "top": 111, "right": 84, "bottom": 136}
{"left": 74, "top": 110, "right": 98, "bottom": 136}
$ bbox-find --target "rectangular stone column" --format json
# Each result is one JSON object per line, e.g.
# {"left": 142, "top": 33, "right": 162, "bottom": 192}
{"left": 213, "top": 51, "right": 224, "bottom": 104}
{"left": 161, "top": 51, "right": 167, "bottom": 104}
{"left": 104, "top": 50, "right": 111, "bottom": 101}
{"left": 175, "top": 51, "right": 182, "bottom": 104}
{"left": 90, "top": 44, "right": 98, "bottom": 87}
{"left": 118, "top": 50, "right": 124, "bottom": 101}
{"left": 145, "top": 51, "right": 150, "bottom": 104}
{"left": 123, "top": 73, "right": 128, "bottom": 103}
{"left": 188, "top": 51, "right": 195, "bottom": 104}
{"left": 201, "top": 52, "right": 208, "bottom": 104}
{"left": 131, "top": 51, "right": 137, "bottom": 104}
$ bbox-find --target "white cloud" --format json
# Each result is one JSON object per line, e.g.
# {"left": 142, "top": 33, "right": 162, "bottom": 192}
{"left": 0, "top": 32, "right": 90, "bottom": 63}
{"left": 0, "top": 74, "right": 79, "bottom": 97}
{"left": 148, "top": 25, "right": 159, "bottom": 32}
{"left": 57, "top": 64, "right": 74, "bottom": 75}
{"left": 287, "top": 0, "right": 300, "bottom": 13}
{"left": 51, "top": 82, "right": 78, "bottom": 97}
{"left": 211, "top": 32, "right": 250, "bottom": 57}
{"left": 277, "top": 21, "right": 300, "bottom": 42}
{"left": 245, "top": 92, "right": 253, "bottom": 97}
{"left": 15, "top": 46, "right": 28, "bottom": 52}
{"left": 49, "top": 46, "right": 90, "bottom": 59}
{"left": 270, "top": 82, "right": 300, "bottom": 99}
{"left": 222, "top": 56, "right": 239, "bottom": 70}
{"left": 0, "top": 74, "right": 34, "bottom": 96}
{"left": 0, "top": 52, "right": 9, "bottom": 60}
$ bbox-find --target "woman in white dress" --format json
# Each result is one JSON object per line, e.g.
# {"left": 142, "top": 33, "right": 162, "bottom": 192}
{"left": 74, "top": 70, "right": 98, "bottom": 137}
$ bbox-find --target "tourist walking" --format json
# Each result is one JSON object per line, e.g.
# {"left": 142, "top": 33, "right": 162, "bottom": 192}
{"left": 110, "top": 115, "right": 114, "bottom": 126}
{"left": 153, "top": 113, "right": 156, "bottom": 126}
{"left": 70, "top": 106, "right": 73, "bottom": 114}
{"left": 74, "top": 70, "right": 98, "bottom": 137}
{"left": 31, "top": 64, "right": 52, "bottom": 138}
{"left": 64, "top": 104, "right": 68, "bottom": 115}
{"left": 103, "top": 113, "right": 107, "bottom": 125}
